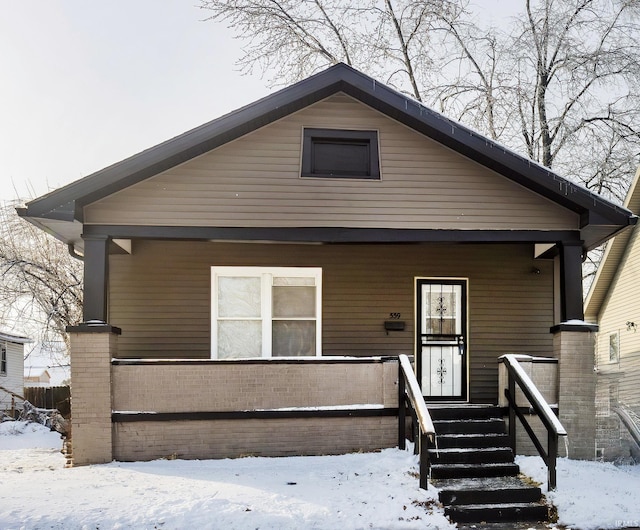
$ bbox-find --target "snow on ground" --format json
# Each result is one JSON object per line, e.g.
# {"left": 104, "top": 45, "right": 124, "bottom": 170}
{"left": 517, "top": 455, "right": 640, "bottom": 530}
{"left": 0, "top": 421, "right": 453, "bottom": 530}
{"left": 1, "top": 421, "right": 640, "bottom": 529}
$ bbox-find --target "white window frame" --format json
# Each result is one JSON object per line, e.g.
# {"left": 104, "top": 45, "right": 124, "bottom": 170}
{"left": 211, "top": 266, "right": 322, "bottom": 359}
{"left": 0, "top": 342, "right": 7, "bottom": 376}
{"left": 609, "top": 331, "right": 620, "bottom": 363}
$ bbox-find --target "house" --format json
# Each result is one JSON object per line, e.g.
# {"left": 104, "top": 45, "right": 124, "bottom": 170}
{"left": 24, "top": 368, "right": 51, "bottom": 388}
{"left": 18, "top": 63, "right": 636, "bottom": 466}
{"left": 0, "top": 331, "right": 31, "bottom": 416}
{"left": 24, "top": 342, "right": 71, "bottom": 387}
{"left": 585, "top": 167, "right": 640, "bottom": 463}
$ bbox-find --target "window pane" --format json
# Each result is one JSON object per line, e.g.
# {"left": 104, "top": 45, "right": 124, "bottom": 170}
{"left": 218, "top": 320, "right": 262, "bottom": 358}
{"left": 609, "top": 333, "right": 619, "bottom": 362}
{"left": 273, "top": 277, "right": 315, "bottom": 286}
{"left": 422, "top": 284, "right": 461, "bottom": 335}
{"left": 272, "top": 286, "right": 316, "bottom": 318}
{"left": 272, "top": 320, "right": 316, "bottom": 356}
{"left": 218, "top": 277, "right": 261, "bottom": 317}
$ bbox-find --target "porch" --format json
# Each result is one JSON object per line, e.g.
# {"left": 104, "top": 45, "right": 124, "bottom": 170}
{"left": 67, "top": 319, "right": 594, "bottom": 467}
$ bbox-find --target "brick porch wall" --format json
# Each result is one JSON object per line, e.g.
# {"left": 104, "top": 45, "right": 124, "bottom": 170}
{"left": 113, "top": 417, "right": 396, "bottom": 461}
{"left": 111, "top": 359, "right": 398, "bottom": 461}
{"left": 553, "top": 328, "right": 597, "bottom": 460}
{"left": 498, "top": 357, "right": 563, "bottom": 457}
{"left": 112, "top": 360, "right": 398, "bottom": 411}
{"left": 68, "top": 327, "right": 119, "bottom": 465}
{"left": 67, "top": 331, "right": 399, "bottom": 465}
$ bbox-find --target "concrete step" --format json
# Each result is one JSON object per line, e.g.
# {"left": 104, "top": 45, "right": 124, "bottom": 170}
{"left": 433, "top": 418, "right": 506, "bottom": 435}
{"left": 431, "top": 462, "right": 520, "bottom": 479}
{"left": 435, "top": 476, "right": 543, "bottom": 505}
{"left": 429, "top": 447, "right": 514, "bottom": 464}
{"left": 426, "top": 405, "right": 549, "bottom": 524}
{"left": 429, "top": 404, "right": 502, "bottom": 421}
{"left": 444, "top": 502, "right": 549, "bottom": 523}
{"left": 437, "top": 432, "right": 511, "bottom": 449}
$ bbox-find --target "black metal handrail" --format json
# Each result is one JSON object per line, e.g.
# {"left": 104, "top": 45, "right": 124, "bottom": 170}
{"left": 398, "top": 354, "right": 435, "bottom": 490}
{"left": 500, "top": 354, "right": 567, "bottom": 490}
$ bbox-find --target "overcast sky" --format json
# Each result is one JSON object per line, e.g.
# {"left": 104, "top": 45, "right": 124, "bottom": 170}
{"left": 0, "top": 1, "right": 510, "bottom": 204}
{"left": 0, "top": 1, "right": 271, "bottom": 202}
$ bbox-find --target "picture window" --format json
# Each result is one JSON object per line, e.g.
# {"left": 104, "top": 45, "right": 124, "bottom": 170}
{"left": 211, "top": 267, "right": 322, "bottom": 359}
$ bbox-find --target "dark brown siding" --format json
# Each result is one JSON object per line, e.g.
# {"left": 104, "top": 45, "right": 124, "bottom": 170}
{"left": 108, "top": 240, "right": 554, "bottom": 403}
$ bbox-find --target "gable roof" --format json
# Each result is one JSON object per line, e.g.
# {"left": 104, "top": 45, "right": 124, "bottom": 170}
{"left": 585, "top": 167, "right": 640, "bottom": 320}
{"left": 0, "top": 331, "right": 32, "bottom": 344}
{"left": 18, "top": 62, "right": 636, "bottom": 250}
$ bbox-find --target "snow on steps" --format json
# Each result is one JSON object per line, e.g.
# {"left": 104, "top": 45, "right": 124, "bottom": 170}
{"left": 428, "top": 405, "right": 550, "bottom": 524}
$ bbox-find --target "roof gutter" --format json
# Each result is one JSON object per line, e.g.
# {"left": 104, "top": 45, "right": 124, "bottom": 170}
{"left": 68, "top": 243, "right": 84, "bottom": 261}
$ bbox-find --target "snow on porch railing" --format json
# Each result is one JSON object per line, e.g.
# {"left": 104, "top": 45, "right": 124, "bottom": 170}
{"left": 398, "top": 354, "right": 435, "bottom": 490}
{"left": 500, "top": 354, "right": 567, "bottom": 491}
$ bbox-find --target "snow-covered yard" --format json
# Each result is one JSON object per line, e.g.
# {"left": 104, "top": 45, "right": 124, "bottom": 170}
{"left": 1, "top": 421, "right": 639, "bottom": 530}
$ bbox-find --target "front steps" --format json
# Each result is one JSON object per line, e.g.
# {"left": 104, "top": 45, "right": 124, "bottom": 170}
{"left": 429, "top": 405, "right": 549, "bottom": 524}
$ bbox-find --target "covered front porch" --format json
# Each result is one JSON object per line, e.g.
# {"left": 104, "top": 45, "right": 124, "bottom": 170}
{"left": 82, "top": 237, "right": 585, "bottom": 398}
{"left": 66, "top": 236, "right": 596, "bottom": 464}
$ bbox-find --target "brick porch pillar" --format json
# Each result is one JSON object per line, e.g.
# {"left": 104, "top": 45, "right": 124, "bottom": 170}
{"left": 67, "top": 323, "right": 120, "bottom": 466}
{"left": 552, "top": 322, "right": 598, "bottom": 460}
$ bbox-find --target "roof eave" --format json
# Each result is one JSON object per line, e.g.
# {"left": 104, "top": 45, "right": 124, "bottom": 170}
{"left": 21, "top": 63, "right": 635, "bottom": 245}
{"left": 585, "top": 166, "right": 640, "bottom": 318}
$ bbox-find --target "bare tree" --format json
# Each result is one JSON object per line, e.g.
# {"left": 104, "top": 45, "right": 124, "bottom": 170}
{"left": 508, "top": 0, "right": 640, "bottom": 200}
{"left": 0, "top": 201, "right": 83, "bottom": 353}
{"left": 200, "top": 0, "right": 640, "bottom": 203}
{"left": 199, "top": 0, "right": 459, "bottom": 100}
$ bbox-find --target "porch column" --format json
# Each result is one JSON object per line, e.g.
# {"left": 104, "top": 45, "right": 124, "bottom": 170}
{"left": 82, "top": 234, "right": 110, "bottom": 323}
{"left": 66, "top": 323, "right": 120, "bottom": 465}
{"left": 558, "top": 241, "right": 584, "bottom": 322}
{"left": 551, "top": 322, "right": 598, "bottom": 460}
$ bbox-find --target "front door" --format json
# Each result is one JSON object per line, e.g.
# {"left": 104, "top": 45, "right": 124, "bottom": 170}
{"left": 416, "top": 278, "right": 468, "bottom": 401}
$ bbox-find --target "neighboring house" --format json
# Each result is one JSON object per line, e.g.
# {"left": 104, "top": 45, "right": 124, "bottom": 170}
{"left": 0, "top": 331, "right": 31, "bottom": 415}
{"left": 18, "top": 64, "right": 636, "bottom": 466}
{"left": 585, "top": 167, "right": 640, "bottom": 463}
{"left": 24, "top": 342, "right": 71, "bottom": 387}
{"left": 24, "top": 369, "right": 52, "bottom": 388}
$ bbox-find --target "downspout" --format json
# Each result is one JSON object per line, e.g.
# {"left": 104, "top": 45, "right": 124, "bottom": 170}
{"left": 68, "top": 243, "right": 84, "bottom": 261}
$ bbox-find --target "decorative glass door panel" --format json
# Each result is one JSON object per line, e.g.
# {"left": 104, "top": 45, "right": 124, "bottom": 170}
{"left": 416, "top": 279, "right": 467, "bottom": 400}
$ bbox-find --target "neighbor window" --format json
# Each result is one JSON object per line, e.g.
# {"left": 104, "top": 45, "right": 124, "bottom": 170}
{"left": 609, "top": 332, "right": 620, "bottom": 362}
{"left": 211, "top": 267, "right": 322, "bottom": 359}
{"left": 0, "top": 343, "right": 6, "bottom": 376}
{"left": 301, "top": 128, "right": 380, "bottom": 179}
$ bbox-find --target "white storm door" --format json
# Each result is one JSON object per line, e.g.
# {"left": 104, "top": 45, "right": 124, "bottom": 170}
{"left": 416, "top": 279, "right": 467, "bottom": 400}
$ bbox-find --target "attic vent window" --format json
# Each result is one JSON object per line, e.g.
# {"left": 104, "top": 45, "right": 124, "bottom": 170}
{"left": 301, "top": 128, "right": 380, "bottom": 180}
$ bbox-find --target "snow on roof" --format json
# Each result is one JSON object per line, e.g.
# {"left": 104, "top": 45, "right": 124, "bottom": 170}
{"left": 0, "top": 331, "right": 32, "bottom": 344}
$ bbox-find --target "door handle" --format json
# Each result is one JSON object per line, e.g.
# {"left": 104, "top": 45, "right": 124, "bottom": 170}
{"left": 457, "top": 335, "right": 465, "bottom": 356}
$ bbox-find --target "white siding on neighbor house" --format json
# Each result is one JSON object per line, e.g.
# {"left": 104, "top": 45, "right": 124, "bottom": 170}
{"left": 596, "top": 223, "right": 640, "bottom": 408}
{"left": 84, "top": 94, "right": 579, "bottom": 231}
{"left": 0, "top": 341, "right": 25, "bottom": 410}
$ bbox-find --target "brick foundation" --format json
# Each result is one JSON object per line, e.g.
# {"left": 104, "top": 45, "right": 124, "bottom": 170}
{"left": 113, "top": 416, "right": 396, "bottom": 461}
